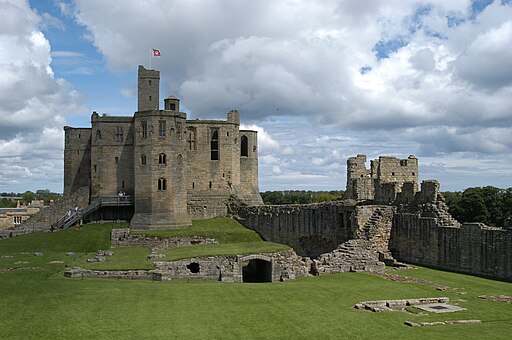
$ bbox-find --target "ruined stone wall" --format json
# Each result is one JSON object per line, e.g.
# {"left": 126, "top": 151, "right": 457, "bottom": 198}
{"left": 235, "top": 202, "right": 355, "bottom": 258}
{"left": 239, "top": 130, "right": 263, "bottom": 205}
{"left": 110, "top": 228, "right": 217, "bottom": 249}
{"left": 391, "top": 213, "right": 512, "bottom": 281}
{"left": 65, "top": 249, "right": 308, "bottom": 282}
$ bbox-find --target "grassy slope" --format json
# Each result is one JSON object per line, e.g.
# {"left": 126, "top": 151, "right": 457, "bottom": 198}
{"left": 0, "top": 220, "right": 511, "bottom": 339}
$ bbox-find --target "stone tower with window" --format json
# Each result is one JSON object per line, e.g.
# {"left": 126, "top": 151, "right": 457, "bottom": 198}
{"left": 63, "top": 65, "right": 263, "bottom": 230}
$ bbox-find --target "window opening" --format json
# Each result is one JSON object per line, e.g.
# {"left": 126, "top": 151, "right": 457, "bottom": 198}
{"left": 187, "top": 127, "right": 196, "bottom": 150}
{"left": 122, "top": 180, "right": 125, "bottom": 189}
{"left": 177, "top": 154, "right": 182, "bottom": 165}
{"left": 159, "top": 120, "right": 166, "bottom": 137}
{"left": 159, "top": 153, "right": 167, "bottom": 165}
{"left": 192, "top": 182, "right": 195, "bottom": 189}
{"left": 141, "top": 121, "right": 148, "bottom": 139}
{"left": 211, "top": 129, "right": 219, "bottom": 160}
{"left": 149, "top": 95, "right": 152, "bottom": 102}
{"left": 141, "top": 154, "right": 146, "bottom": 165}
{"left": 209, "top": 181, "right": 212, "bottom": 189}
{"left": 158, "top": 178, "right": 167, "bottom": 191}
{"left": 94, "top": 165, "right": 97, "bottom": 172}
{"left": 241, "top": 135, "right": 248, "bottom": 157}
{"left": 169, "top": 103, "right": 176, "bottom": 111}
{"left": 115, "top": 126, "right": 124, "bottom": 142}
{"left": 115, "top": 157, "right": 119, "bottom": 165}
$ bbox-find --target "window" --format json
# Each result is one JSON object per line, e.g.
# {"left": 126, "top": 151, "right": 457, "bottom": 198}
{"left": 192, "top": 182, "right": 195, "bottom": 189}
{"left": 158, "top": 178, "right": 167, "bottom": 191}
{"left": 115, "top": 157, "right": 119, "bottom": 165}
{"left": 187, "top": 127, "right": 196, "bottom": 150}
{"left": 241, "top": 135, "right": 248, "bottom": 157}
{"left": 141, "top": 154, "right": 146, "bottom": 165}
{"left": 149, "top": 95, "right": 152, "bottom": 102}
{"left": 94, "top": 165, "right": 97, "bottom": 172}
{"left": 211, "top": 129, "right": 219, "bottom": 160}
{"left": 115, "top": 126, "right": 124, "bottom": 142}
{"left": 209, "top": 181, "right": 212, "bottom": 189}
{"left": 159, "top": 153, "right": 167, "bottom": 165}
{"left": 141, "top": 121, "right": 148, "bottom": 139}
{"left": 13, "top": 216, "right": 22, "bottom": 225}
{"left": 177, "top": 154, "right": 182, "bottom": 165}
{"left": 122, "top": 180, "right": 125, "bottom": 189}
{"left": 159, "top": 120, "right": 166, "bottom": 137}
{"left": 149, "top": 80, "right": 151, "bottom": 86}
{"left": 170, "top": 103, "right": 176, "bottom": 111}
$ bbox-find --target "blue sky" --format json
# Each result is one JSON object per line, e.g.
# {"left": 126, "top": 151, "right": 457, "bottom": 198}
{"left": 0, "top": 0, "right": 511, "bottom": 193}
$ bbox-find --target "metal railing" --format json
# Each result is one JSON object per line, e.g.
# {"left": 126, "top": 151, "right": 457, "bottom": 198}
{"left": 53, "top": 195, "right": 133, "bottom": 230}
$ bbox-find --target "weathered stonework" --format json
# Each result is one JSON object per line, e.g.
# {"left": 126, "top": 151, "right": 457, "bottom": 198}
{"left": 235, "top": 155, "right": 512, "bottom": 281}
{"left": 110, "top": 228, "right": 217, "bottom": 249}
{"left": 65, "top": 249, "right": 308, "bottom": 282}
{"left": 64, "top": 65, "right": 262, "bottom": 231}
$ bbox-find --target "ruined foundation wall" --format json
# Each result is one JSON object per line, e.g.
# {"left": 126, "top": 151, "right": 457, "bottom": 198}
{"left": 235, "top": 202, "right": 356, "bottom": 258}
{"left": 391, "top": 214, "right": 512, "bottom": 281}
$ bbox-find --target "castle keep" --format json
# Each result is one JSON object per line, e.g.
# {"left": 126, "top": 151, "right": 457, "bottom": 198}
{"left": 64, "top": 66, "right": 262, "bottom": 229}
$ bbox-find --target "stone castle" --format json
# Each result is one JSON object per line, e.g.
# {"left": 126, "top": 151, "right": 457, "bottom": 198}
{"left": 1, "top": 66, "right": 510, "bottom": 282}
{"left": 63, "top": 65, "right": 262, "bottom": 229}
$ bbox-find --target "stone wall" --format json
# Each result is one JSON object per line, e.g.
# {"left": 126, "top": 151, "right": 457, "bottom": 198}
{"left": 65, "top": 249, "right": 308, "bottom": 282}
{"left": 391, "top": 214, "right": 512, "bottom": 281}
{"left": 0, "top": 187, "right": 90, "bottom": 239}
{"left": 234, "top": 202, "right": 356, "bottom": 258}
{"left": 110, "top": 228, "right": 217, "bottom": 249}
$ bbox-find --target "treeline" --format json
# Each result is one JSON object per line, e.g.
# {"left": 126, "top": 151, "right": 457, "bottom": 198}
{"left": 261, "top": 190, "right": 344, "bottom": 205}
{"left": 0, "top": 189, "right": 62, "bottom": 208}
{"left": 443, "top": 187, "right": 512, "bottom": 228}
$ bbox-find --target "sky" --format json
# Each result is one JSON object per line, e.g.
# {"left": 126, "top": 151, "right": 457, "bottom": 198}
{"left": 0, "top": 0, "right": 511, "bottom": 193}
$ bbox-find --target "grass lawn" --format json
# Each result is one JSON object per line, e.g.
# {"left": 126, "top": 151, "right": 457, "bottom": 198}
{"left": 0, "top": 220, "right": 511, "bottom": 339}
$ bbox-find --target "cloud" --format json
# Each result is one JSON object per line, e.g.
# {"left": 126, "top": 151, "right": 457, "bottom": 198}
{"left": 0, "top": 0, "right": 85, "bottom": 191}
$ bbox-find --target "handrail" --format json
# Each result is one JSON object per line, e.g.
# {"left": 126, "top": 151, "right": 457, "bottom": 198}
{"left": 53, "top": 195, "right": 133, "bottom": 230}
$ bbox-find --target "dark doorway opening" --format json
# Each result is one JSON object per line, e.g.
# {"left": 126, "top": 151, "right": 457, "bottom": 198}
{"left": 242, "top": 259, "right": 272, "bottom": 282}
{"left": 187, "top": 262, "right": 200, "bottom": 273}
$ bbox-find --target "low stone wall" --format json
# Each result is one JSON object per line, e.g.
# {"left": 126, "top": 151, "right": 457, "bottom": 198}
{"left": 110, "top": 228, "right": 217, "bottom": 249}
{"left": 234, "top": 202, "right": 356, "bottom": 258}
{"left": 392, "top": 213, "right": 512, "bottom": 281}
{"left": 64, "top": 268, "right": 157, "bottom": 280}
{"left": 64, "top": 249, "right": 309, "bottom": 282}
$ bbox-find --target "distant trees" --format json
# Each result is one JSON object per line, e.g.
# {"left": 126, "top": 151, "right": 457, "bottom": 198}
{"left": 0, "top": 189, "right": 62, "bottom": 206}
{"left": 261, "top": 190, "right": 344, "bottom": 205}
{"left": 443, "top": 186, "right": 512, "bottom": 228}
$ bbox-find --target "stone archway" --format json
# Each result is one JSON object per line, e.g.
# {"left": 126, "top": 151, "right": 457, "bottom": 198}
{"left": 240, "top": 255, "right": 273, "bottom": 282}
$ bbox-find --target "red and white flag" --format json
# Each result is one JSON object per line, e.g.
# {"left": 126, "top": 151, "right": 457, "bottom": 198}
{"left": 152, "top": 49, "right": 161, "bottom": 57}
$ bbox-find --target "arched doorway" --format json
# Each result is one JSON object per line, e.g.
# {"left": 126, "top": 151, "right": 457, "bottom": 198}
{"left": 241, "top": 255, "right": 273, "bottom": 282}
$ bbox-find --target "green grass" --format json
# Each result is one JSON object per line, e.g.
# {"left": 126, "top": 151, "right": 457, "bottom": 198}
{"left": 0, "top": 221, "right": 511, "bottom": 339}
{"left": 131, "top": 217, "right": 262, "bottom": 243}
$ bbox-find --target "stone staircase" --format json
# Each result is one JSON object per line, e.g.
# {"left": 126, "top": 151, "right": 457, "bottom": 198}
{"left": 19, "top": 187, "right": 90, "bottom": 231}
{"left": 313, "top": 239, "right": 385, "bottom": 274}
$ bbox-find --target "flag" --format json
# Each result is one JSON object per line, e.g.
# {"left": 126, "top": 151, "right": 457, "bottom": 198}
{"left": 152, "top": 49, "right": 161, "bottom": 57}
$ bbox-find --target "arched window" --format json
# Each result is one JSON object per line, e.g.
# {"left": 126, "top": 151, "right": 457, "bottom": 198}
{"left": 158, "top": 178, "right": 167, "bottom": 191}
{"left": 241, "top": 135, "right": 248, "bottom": 157}
{"left": 211, "top": 129, "right": 219, "bottom": 160}
{"left": 141, "top": 154, "right": 146, "bottom": 165}
{"left": 159, "top": 153, "right": 167, "bottom": 165}
{"left": 177, "top": 154, "right": 182, "bottom": 165}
